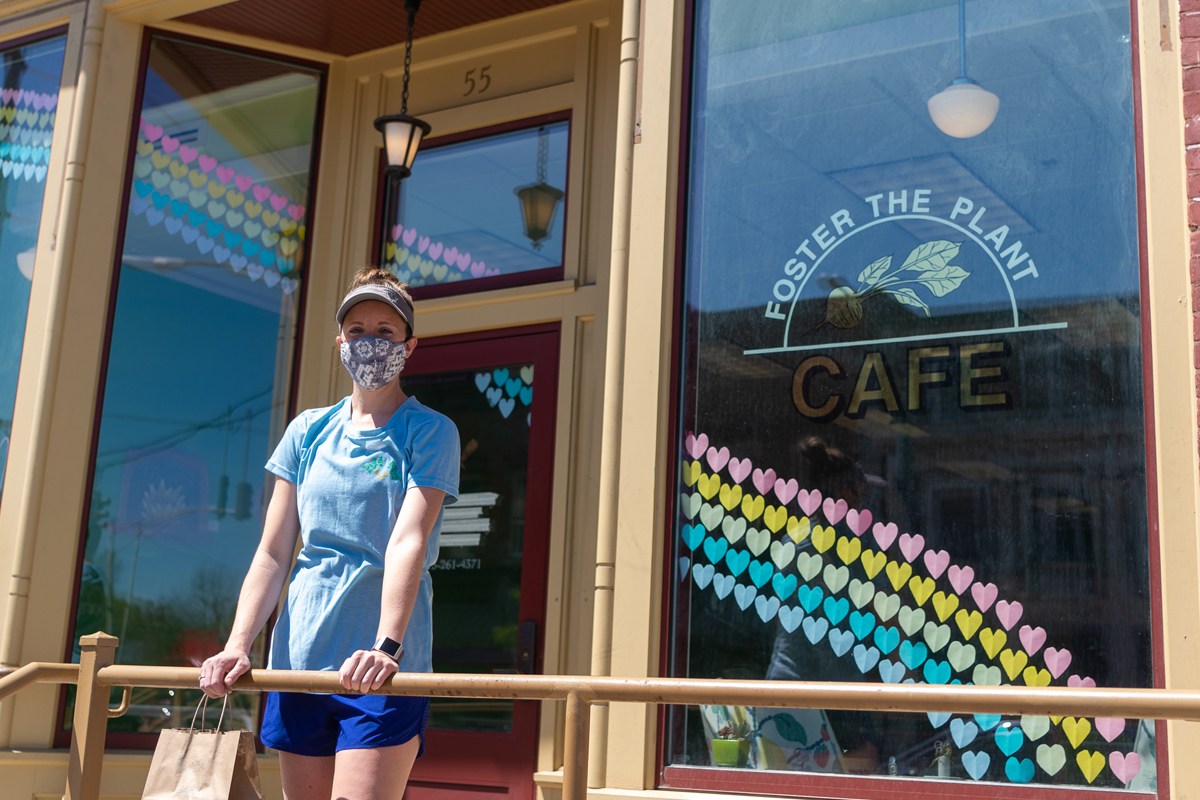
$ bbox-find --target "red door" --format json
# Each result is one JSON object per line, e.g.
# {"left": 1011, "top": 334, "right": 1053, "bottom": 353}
{"left": 401, "top": 323, "right": 559, "bottom": 800}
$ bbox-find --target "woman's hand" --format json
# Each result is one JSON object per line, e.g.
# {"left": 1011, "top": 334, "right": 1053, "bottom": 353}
{"left": 199, "top": 649, "right": 252, "bottom": 698}
{"left": 339, "top": 649, "right": 400, "bottom": 693}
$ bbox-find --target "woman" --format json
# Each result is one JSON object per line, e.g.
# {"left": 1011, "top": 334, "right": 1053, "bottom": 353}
{"left": 200, "top": 267, "right": 460, "bottom": 800}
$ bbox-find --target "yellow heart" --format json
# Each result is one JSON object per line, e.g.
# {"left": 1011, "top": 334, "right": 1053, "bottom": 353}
{"left": 1000, "top": 648, "right": 1029, "bottom": 681}
{"left": 169, "top": 161, "right": 188, "bottom": 179}
{"left": 719, "top": 483, "right": 743, "bottom": 512}
{"left": 836, "top": 536, "right": 862, "bottom": 566}
{"left": 279, "top": 219, "right": 298, "bottom": 235}
{"left": 1, "top": 106, "right": 14, "bottom": 122}
{"left": 1062, "top": 717, "right": 1092, "bottom": 749}
{"left": 811, "top": 525, "right": 835, "bottom": 553}
{"left": 1051, "top": 715, "right": 1063, "bottom": 725}
{"left": 978, "top": 628, "right": 1006, "bottom": 659}
{"left": 137, "top": 140, "right": 154, "bottom": 157}
{"left": 188, "top": 169, "right": 207, "bottom": 188}
{"left": 244, "top": 201, "right": 263, "bottom": 218}
{"left": 397, "top": 247, "right": 410, "bottom": 264}
{"left": 385, "top": 242, "right": 397, "bottom": 260}
{"left": 954, "top": 608, "right": 982, "bottom": 640}
{"left": 886, "top": 561, "right": 912, "bottom": 592}
{"left": 420, "top": 258, "right": 433, "bottom": 278}
{"left": 226, "top": 191, "right": 245, "bottom": 208}
{"left": 930, "top": 591, "right": 959, "bottom": 623}
{"left": 681, "top": 460, "right": 701, "bottom": 487}
{"left": 151, "top": 151, "right": 171, "bottom": 169}
{"left": 208, "top": 180, "right": 226, "bottom": 199}
{"left": 860, "top": 549, "right": 886, "bottom": 579}
{"left": 433, "top": 263, "right": 448, "bottom": 281}
{"left": 1076, "top": 750, "right": 1105, "bottom": 783}
{"left": 262, "top": 210, "right": 281, "bottom": 228}
{"left": 299, "top": 225, "right": 305, "bottom": 240}
{"left": 740, "top": 494, "right": 764, "bottom": 521}
{"left": 786, "top": 515, "right": 810, "bottom": 544}
{"left": 448, "top": 272, "right": 461, "bottom": 282}
{"left": 763, "top": 505, "right": 786, "bottom": 533}
{"left": 697, "top": 473, "right": 719, "bottom": 500}
{"left": 908, "top": 576, "right": 935, "bottom": 607}
{"left": 1022, "top": 666, "right": 1051, "bottom": 687}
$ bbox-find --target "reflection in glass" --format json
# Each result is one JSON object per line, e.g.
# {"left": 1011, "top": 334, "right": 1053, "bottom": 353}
{"left": 669, "top": 0, "right": 1153, "bottom": 791}
{"left": 67, "top": 35, "right": 323, "bottom": 735}
{"left": 403, "top": 363, "right": 534, "bottom": 731}
{"left": 379, "top": 120, "right": 568, "bottom": 294}
{"left": 0, "top": 34, "right": 67, "bottom": 503}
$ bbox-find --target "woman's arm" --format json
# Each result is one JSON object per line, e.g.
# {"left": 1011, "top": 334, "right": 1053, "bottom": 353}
{"left": 199, "top": 476, "right": 301, "bottom": 697}
{"left": 339, "top": 485, "right": 446, "bottom": 692}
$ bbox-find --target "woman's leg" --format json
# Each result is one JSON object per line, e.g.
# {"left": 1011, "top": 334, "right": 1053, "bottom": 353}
{"left": 279, "top": 751, "right": 336, "bottom": 800}
{"left": 331, "top": 736, "right": 422, "bottom": 800}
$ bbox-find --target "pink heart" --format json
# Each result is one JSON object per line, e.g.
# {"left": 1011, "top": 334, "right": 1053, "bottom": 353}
{"left": 872, "top": 522, "right": 898, "bottom": 550}
{"left": 443, "top": 246, "right": 459, "bottom": 266}
{"left": 288, "top": 204, "right": 305, "bottom": 220}
{"left": 947, "top": 565, "right": 975, "bottom": 595}
{"left": 45, "top": 93, "right": 57, "bottom": 110}
{"left": 706, "top": 446, "right": 730, "bottom": 473}
{"left": 456, "top": 252, "right": 471, "bottom": 271}
{"left": 417, "top": 235, "right": 430, "bottom": 254}
{"left": 822, "top": 497, "right": 847, "bottom": 525}
{"left": 923, "top": 549, "right": 949, "bottom": 578}
{"left": 846, "top": 509, "right": 871, "bottom": 537}
{"left": 684, "top": 433, "right": 706, "bottom": 463}
{"left": 1017, "top": 625, "right": 1045, "bottom": 654}
{"left": 235, "top": 174, "right": 254, "bottom": 192}
{"left": 727, "top": 458, "right": 751, "bottom": 484}
{"left": 198, "top": 154, "right": 218, "bottom": 173}
{"left": 428, "top": 241, "right": 443, "bottom": 260}
{"left": 160, "top": 134, "right": 179, "bottom": 154}
{"left": 751, "top": 468, "right": 775, "bottom": 496}
{"left": 1109, "top": 752, "right": 1141, "bottom": 784}
{"left": 970, "top": 582, "right": 997, "bottom": 611}
{"left": 797, "top": 489, "right": 821, "bottom": 516}
{"left": 178, "top": 144, "right": 198, "bottom": 164}
{"left": 1068, "top": 675, "right": 1096, "bottom": 688}
{"left": 14, "top": 89, "right": 24, "bottom": 106}
{"left": 402, "top": 228, "right": 417, "bottom": 248}
{"left": 31, "top": 93, "right": 43, "bottom": 110}
{"left": 269, "top": 194, "right": 288, "bottom": 212}
{"left": 1044, "top": 647, "right": 1072, "bottom": 678}
{"left": 2, "top": 88, "right": 14, "bottom": 104}
{"left": 253, "top": 185, "right": 272, "bottom": 203}
{"left": 995, "top": 600, "right": 1023, "bottom": 631}
{"left": 1096, "top": 718, "right": 1125, "bottom": 742}
{"left": 773, "top": 478, "right": 798, "bottom": 505}
{"left": 392, "top": 224, "right": 403, "bottom": 241}
{"left": 470, "top": 261, "right": 486, "bottom": 278}
{"left": 143, "top": 122, "right": 163, "bottom": 142}
{"left": 216, "top": 166, "right": 235, "bottom": 184}
{"left": 898, "top": 533, "right": 925, "bottom": 563}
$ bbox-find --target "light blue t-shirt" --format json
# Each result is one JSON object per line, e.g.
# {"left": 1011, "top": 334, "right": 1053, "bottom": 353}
{"left": 264, "top": 396, "right": 459, "bottom": 674}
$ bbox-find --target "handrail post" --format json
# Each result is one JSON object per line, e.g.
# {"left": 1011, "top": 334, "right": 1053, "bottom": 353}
{"left": 66, "top": 632, "right": 117, "bottom": 800}
{"left": 562, "top": 692, "right": 591, "bottom": 800}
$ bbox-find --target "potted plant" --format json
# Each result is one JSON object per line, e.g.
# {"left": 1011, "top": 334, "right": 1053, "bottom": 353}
{"left": 712, "top": 721, "right": 752, "bottom": 768}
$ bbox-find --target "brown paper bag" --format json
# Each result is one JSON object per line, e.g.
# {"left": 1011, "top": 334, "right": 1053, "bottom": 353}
{"left": 141, "top": 697, "right": 262, "bottom": 800}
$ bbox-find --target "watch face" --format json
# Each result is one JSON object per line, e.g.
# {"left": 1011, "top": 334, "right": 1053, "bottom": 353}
{"left": 375, "top": 637, "right": 402, "bottom": 658}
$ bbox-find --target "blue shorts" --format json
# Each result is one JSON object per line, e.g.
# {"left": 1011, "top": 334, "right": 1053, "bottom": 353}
{"left": 260, "top": 691, "right": 430, "bottom": 757}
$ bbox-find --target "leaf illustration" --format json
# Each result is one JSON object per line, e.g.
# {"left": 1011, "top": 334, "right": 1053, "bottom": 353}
{"left": 857, "top": 255, "right": 892, "bottom": 288}
{"left": 884, "top": 286, "right": 931, "bottom": 316}
{"left": 764, "top": 713, "right": 809, "bottom": 745}
{"left": 913, "top": 265, "right": 970, "bottom": 297}
{"left": 900, "top": 240, "right": 961, "bottom": 274}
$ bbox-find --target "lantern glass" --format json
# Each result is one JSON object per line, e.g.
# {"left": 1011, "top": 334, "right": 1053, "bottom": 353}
{"left": 515, "top": 182, "right": 565, "bottom": 247}
{"left": 374, "top": 114, "right": 432, "bottom": 174}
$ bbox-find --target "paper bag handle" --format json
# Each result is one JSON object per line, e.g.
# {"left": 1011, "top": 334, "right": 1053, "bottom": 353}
{"left": 188, "top": 694, "right": 229, "bottom": 732}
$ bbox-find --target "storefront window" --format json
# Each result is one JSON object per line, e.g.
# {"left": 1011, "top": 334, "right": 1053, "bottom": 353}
{"left": 378, "top": 117, "right": 568, "bottom": 299}
{"left": 0, "top": 33, "right": 67, "bottom": 504}
{"left": 667, "top": 0, "right": 1153, "bottom": 793}
{"left": 65, "top": 35, "right": 323, "bottom": 738}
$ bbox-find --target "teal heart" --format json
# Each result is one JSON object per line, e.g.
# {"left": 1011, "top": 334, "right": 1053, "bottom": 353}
{"left": 849, "top": 610, "right": 875, "bottom": 641}
{"left": 187, "top": 209, "right": 204, "bottom": 227}
{"left": 0, "top": 142, "right": 10, "bottom": 158}
{"left": 724, "top": 549, "right": 749, "bottom": 577}
{"left": 242, "top": 241, "right": 261, "bottom": 257}
{"left": 1004, "top": 756, "right": 1034, "bottom": 784}
{"left": 261, "top": 251, "right": 277, "bottom": 267}
{"left": 748, "top": 559, "right": 773, "bottom": 588}
{"left": 170, "top": 199, "right": 188, "bottom": 217}
{"left": 224, "top": 231, "right": 243, "bottom": 247}
{"left": 822, "top": 596, "right": 849, "bottom": 625}
{"left": 152, "top": 192, "right": 170, "bottom": 210}
{"left": 702, "top": 537, "right": 728, "bottom": 565}
{"left": 995, "top": 726, "right": 1024, "bottom": 756}
{"left": 681, "top": 524, "right": 704, "bottom": 551}
{"left": 134, "top": 180, "right": 152, "bottom": 198}
{"left": 205, "top": 220, "right": 224, "bottom": 237}
{"left": 974, "top": 714, "right": 1001, "bottom": 731}
{"left": 506, "top": 377, "right": 522, "bottom": 397}
{"left": 519, "top": 386, "right": 532, "bottom": 406}
{"left": 493, "top": 368, "right": 510, "bottom": 386}
{"left": 873, "top": 625, "right": 899, "bottom": 655}
{"left": 797, "top": 584, "right": 823, "bottom": 613}
{"left": 277, "top": 258, "right": 295, "bottom": 275}
{"left": 923, "top": 659, "right": 950, "bottom": 684}
{"left": 900, "top": 640, "right": 927, "bottom": 669}
{"left": 771, "top": 572, "right": 797, "bottom": 601}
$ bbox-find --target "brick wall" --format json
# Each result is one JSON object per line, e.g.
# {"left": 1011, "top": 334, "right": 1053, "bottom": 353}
{"left": 1186, "top": 2, "right": 1200, "bottom": 437}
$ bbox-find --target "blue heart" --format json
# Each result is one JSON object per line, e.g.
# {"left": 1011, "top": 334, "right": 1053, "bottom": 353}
{"left": 778, "top": 606, "right": 803, "bottom": 633}
{"left": 146, "top": 208, "right": 165, "bottom": 226}
{"left": 877, "top": 659, "right": 905, "bottom": 683}
{"left": 224, "top": 231, "right": 243, "bottom": 248}
{"left": 170, "top": 199, "right": 188, "bottom": 218}
{"left": 691, "top": 563, "right": 714, "bottom": 589}
{"left": 1004, "top": 756, "right": 1034, "bottom": 784}
{"left": 748, "top": 559, "right": 773, "bottom": 588}
{"left": 974, "top": 714, "right": 1001, "bottom": 731}
{"left": 873, "top": 626, "right": 899, "bottom": 655}
{"left": 950, "top": 718, "right": 978, "bottom": 748}
{"left": 680, "top": 524, "right": 704, "bottom": 551}
{"left": 771, "top": 572, "right": 797, "bottom": 601}
{"left": 927, "top": 711, "right": 950, "bottom": 728}
{"left": 827, "top": 627, "right": 853, "bottom": 657}
{"left": 702, "top": 537, "right": 728, "bottom": 565}
{"left": 899, "top": 640, "right": 928, "bottom": 669}
{"left": 797, "top": 584, "right": 823, "bottom": 613}
{"left": 712, "top": 573, "right": 734, "bottom": 599}
{"left": 822, "top": 596, "right": 849, "bottom": 625}
{"left": 733, "top": 584, "right": 756, "bottom": 610}
{"left": 205, "top": 220, "right": 224, "bottom": 238}
{"left": 962, "top": 751, "right": 990, "bottom": 781}
{"left": 852, "top": 644, "right": 880, "bottom": 673}
{"left": 849, "top": 610, "right": 875, "bottom": 641}
{"left": 724, "top": 549, "right": 749, "bottom": 576}
{"left": 995, "top": 726, "right": 1024, "bottom": 756}
{"left": 923, "top": 660, "right": 950, "bottom": 685}
{"left": 802, "top": 615, "right": 828, "bottom": 645}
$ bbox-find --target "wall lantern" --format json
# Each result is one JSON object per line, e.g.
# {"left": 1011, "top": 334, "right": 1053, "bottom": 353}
{"left": 514, "top": 126, "right": 564, "bottom": 251}
{"left": 928, "top": 0, "right": 999, "bottom": 138}
{"left": 373, "top": 0, "right": 431, "bottom": 179}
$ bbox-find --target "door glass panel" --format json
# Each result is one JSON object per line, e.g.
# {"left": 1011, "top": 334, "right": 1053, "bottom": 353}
{"left": 403, "top": 362, "right": 535, "bottom": 732}
{"left": 65, "top": 35, "right": 323, "bottom": 737}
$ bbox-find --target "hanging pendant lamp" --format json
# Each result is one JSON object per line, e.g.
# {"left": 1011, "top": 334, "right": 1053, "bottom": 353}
{"left": 928, "top": 0, "right": 998, "bottom": 138}
{"left": 374, "top": 0, "right": 432, "bottom": 178}
{"left": 515, "top": 126, "right": 564, "bottom": 250}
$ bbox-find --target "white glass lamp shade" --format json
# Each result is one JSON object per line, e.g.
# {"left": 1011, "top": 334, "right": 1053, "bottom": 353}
{"left": 927, "top": 81, "right": 999, "bottom": 138}
{"left": 374, "top": 113, "right": 432, "bottom": 177}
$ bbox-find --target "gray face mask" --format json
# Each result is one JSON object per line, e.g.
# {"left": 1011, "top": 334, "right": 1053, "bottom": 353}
{"left": 340, "top": 335, "right": 408, "bottom": 390}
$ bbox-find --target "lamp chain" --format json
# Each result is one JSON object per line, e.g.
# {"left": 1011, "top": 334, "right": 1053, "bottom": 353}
{"left": 401, "top": 5, "right": 415, "bottom": 115}
{"left": 537, "top": 127, "right": 548, "bottom": 185}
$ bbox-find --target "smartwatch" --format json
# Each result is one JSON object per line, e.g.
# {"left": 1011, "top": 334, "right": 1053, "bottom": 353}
{"left": 372, "top": 635, "right": 404, "bottom": 663}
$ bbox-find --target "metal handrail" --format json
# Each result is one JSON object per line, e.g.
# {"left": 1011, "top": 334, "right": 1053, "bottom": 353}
{"left": 3, "top": 634, "right": 1199, "bottom": 800}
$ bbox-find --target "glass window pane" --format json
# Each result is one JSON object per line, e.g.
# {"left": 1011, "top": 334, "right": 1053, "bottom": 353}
{"left": 379, "top": 119, "right": 568, "bottom": 296}
{"left": 668, "top": 0, "right": 1153, "bottom": 792}
{"left": 0, "top": 34, "right": 68, "bottom": 503}
{"left": 66, "top": 35, "right": 323, "bottom": 736}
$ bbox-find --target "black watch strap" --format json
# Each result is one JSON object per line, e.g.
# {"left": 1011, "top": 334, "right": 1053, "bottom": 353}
{"left": 372, "top": 635, "right": 403, "bottom": 662}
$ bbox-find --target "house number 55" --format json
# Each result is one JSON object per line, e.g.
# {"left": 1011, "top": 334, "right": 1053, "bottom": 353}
{"left": 464, "top": 66, "right": 492, "bottom": 96}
